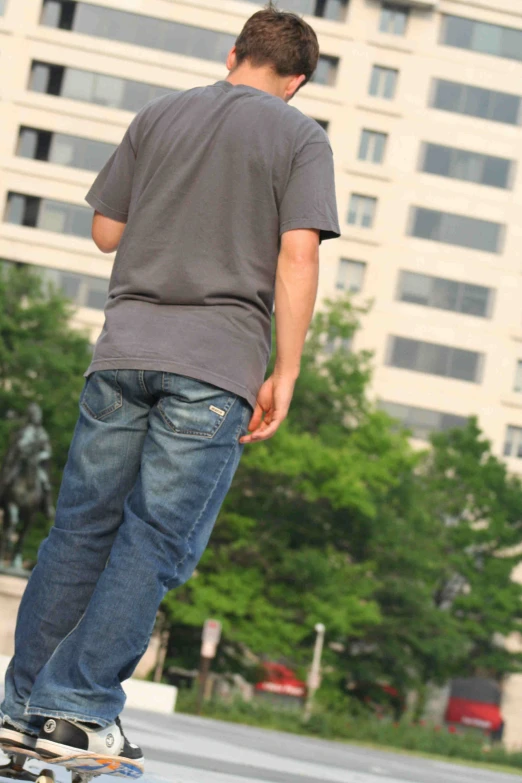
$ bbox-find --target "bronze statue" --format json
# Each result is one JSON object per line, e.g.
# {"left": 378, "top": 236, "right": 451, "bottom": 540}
{"left": 0, "top": 403, "right": 54, "bottom": 566}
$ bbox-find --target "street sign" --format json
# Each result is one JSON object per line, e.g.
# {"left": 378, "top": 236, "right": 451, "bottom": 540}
{"left": 201, "top": 618, "right": 222, "bottom": 659}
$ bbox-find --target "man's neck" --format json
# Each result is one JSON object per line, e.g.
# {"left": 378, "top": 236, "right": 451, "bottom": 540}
{"left": 226, "top": 67, "right": 285, "bottom": 100}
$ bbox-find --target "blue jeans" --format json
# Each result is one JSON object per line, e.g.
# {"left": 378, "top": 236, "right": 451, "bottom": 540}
{"left": 1, "top": 370, "right": 251, "bottom": 732}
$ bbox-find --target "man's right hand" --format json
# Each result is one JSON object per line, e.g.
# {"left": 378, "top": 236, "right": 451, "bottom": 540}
{"left": 240, "top": 373, "right": 296, "bottom": 444}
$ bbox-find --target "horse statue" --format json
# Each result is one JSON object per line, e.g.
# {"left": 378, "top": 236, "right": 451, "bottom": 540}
{"left": 0, "top": 403, "right": 54, "bottom": 567}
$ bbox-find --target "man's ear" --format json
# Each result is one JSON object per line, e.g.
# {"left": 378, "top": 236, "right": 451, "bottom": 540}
{"left": 226, "top": 46, "right": 238, "bottom": 72}
{"left": 285, "top": 74, "right": 307, "bottom": 101}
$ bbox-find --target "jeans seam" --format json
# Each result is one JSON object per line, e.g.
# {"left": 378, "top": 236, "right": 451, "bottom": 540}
{"left": 138, "top": 370, "right": 150, "bottom": 397}
{"left": 173, "top": 431, "right": 240, "bottom": 578}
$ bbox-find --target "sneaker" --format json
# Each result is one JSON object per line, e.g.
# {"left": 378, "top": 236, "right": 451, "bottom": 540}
{"left": 36, "top": 718, "right": 144, "bottom": 767}
{"left": 0, "top": 719, "right": 38, "bottom": 751}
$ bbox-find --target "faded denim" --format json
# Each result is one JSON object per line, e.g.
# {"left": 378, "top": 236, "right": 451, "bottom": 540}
{"left": 1, "top": 370, "right": 251, "bottom": 731}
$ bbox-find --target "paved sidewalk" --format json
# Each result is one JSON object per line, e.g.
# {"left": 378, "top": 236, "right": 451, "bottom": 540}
{"left": 1, "top": 708, "right": 518, "bottom": 783}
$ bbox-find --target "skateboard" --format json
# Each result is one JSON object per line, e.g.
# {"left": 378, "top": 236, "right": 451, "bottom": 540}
{"left": 0, "top": 744, "right": 143, "bottom": 782}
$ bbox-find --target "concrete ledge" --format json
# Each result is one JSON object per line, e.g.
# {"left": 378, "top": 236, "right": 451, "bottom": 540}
{"left": 0, "top": 655, "right": 177, "bottom": 715}
{"left": 123, "top": 678, "right": 177, "bottom": 714}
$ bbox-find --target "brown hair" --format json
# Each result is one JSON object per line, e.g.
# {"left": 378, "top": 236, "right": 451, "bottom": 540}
{"left": 234, "top": 3, "right": 320, "bottom": 85}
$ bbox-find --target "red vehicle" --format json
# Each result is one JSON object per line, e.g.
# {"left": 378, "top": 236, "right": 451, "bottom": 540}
{"left": 255, "top": 663, "right": 307, "bottom": 707}
{"left": 445, "top": 678, "right": 504, "bottom": 738}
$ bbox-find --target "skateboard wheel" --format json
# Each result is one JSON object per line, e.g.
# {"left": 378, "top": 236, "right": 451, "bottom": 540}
{"left": 36, "top": 770, "right": 55, "bottom": 783}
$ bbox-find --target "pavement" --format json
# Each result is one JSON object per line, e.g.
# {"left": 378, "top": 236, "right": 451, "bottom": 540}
{"left": 1, "top": 708, "right": 518, "bottom": 783}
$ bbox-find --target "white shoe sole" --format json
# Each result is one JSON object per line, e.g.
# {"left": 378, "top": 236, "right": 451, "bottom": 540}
{"left": 0, "top": 727, "right": 37, "bottom": 750}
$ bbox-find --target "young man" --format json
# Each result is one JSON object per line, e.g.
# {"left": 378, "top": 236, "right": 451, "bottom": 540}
{"left": 0, "top": 5, "right": 339, "bottom": 768}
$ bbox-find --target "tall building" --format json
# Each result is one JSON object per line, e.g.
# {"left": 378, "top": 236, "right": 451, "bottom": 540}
{"left": 1, "top": 0, "right": 522, "bottom": 469}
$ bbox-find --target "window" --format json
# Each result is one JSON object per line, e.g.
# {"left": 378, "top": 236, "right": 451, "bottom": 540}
{"left": 514, "top": 361, "right": 522, "bottom": 393}
{"left": 314, "top": 119, "right": 330, "bottom": 133}
{"left": 29, "top": 61, "right": 174, "bottom": 113}
{"left": 348, "top": 195, "right": 377, "bottom": 228}
{"left": 5, "top": 192, "right": 92, "bottom": 239}
{"left": 2, "top": 259, "right": 108, "bottom": 311}
{"left": 41, "top": 1, "right": 237, "bottom": 65}
{"left": 358, "top": 130, "right": 387, "bottom": 163}
{"left": 504, "top": 426, "right": 522, "bottom": 459}
{"left": 397, "top": 271, "right": 493, "bottom": 318}
{"left": 324, "top": 336, "right": 352, "bottom": 354}
{"left": 421, "top": 143, "right": 513, "bottom": 189}
{"left": 42, "top": 2, "right": 341, "bottom": 84}
{"left": 0, "top": 0, "right": 6, "bottom": 15}
{"left": 311, "top": 55, "right": 340, "bottom": 86}
{"left": 380, "top": 400, "right": 468, "bottom": 441}
{"left": 17, "top": 127, "right": 116, "bottom": 172}
{"left": 409, "top": 207, "right": 504, "bottom": 254}
{"left": 336, "top": 259, "right": 366, "bottom": 292}
{"left": 243, "top": 0, "right": 349, "bottom": 21}
{"left": 379, "top": 3, "right": 408, "bottom": 36}
{"left": 431, "top": 79, "right": 521, "bottom": 126}
{"left": 369, "top": 66, "right": 398, "bottom": 99}
{"left": 41, "top": 267, "right": 108, "bottom": 310}
{"left": 442, "top": 15, "right": 522, "bottom": 64}
{"left": 387, "top": 336, "right": 483, "bottom": 383}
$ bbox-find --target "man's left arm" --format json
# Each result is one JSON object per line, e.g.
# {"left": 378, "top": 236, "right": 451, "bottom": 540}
{"left": 86, "top": 117, "right": 139, "bottom": 253}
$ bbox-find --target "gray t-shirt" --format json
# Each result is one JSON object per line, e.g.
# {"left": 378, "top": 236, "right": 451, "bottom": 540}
{"left": 85, "top": 81, "right": 340, "bottom": 409}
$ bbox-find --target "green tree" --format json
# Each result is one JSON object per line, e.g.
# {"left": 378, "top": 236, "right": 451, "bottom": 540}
{"left": 0, "top": 262, "right": 92, "bottom": 558}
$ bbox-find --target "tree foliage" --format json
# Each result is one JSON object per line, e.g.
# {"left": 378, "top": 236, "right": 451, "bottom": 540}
{"left": 163, "top": 296, "right": 522, "bottom": 696}
{"left": 0, "top": 262, "right": 92, "bottom": 556}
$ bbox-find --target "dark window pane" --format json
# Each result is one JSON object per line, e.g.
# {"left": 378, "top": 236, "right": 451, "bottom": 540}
{"left": 61, "top": 67, "right": 95, "bottom": 101}
{"left": 433, "top": 79, "right": 463, "bottom": 112}
{"left": 390, "top": 337, "right": 419, "bottom": 369}
{"left": 418, "top": 342, "right": 449, "bottom": 376}
{"left": 463, "top": 85, "right": 491, "bottom": 119}
{"left": 321, "top": 0, "right": 348, "bottom": 22}
{"left": 471, "top": 21, "right": 502, "bottom": 56}
{"left": 449, "top": 348, "right": 480, "bottom": 382}
{"left": 36, "top": 198, "right": 91, "bottom": 238}
{"left": 491, "top": 91, "right": 520, "bottom": 124}
{"left": 85, "top": 279, "right": 109, "bottom": 310}
{"left": 482, "top": 156, "right": 510, "bottom": 188}
{"left": 312, "top": 55, "right": 339, "bottom": 86}
{"left": 30, "top": 63, "right": 52, "bottom": 93}
{"left": 460, "top": 284, "right": 490, "bottom": 317}
{"left": 92, "top": 74, "right": 124, "bottom": 108}
{"left": 439, "top": 413, "right": 468, "bottom": 431}
{"left": 69, "top": 205, "right": 93, "bottom": 238}
{"left": 40, "top": 0, "right": 73, "bottom": 27}
{"left": 442, "top": 15, "right": 473, "bottom": 49}
{"left": 380, "top": 4, "right": 408, "bottom": 35}
{"left": 60, "top": 272, "right": 82, "bottom": 300}
{"left": 430, "top": 278, "right": 459, "bottom": 311}
{"left": 49, "top": 133, "right": 116, "bottom": 171}
{"left": 398, "top": 271, "right": 431, "bottom": 305}
{"left": 411, "top": 208, "right": 502, "bottom": 253}
{"left": 0, "top": 0, "right": 6, "bottom": 15}
{"left": 451, "top": 149, "right": 483, "bottom": 183}
{"left": 411, "top": 208, "right": 441, "bottom": 240}
{"left": 5, "top": 194, "right": 27, "bottom": 225}
{"left": 502, "top": 28, "right": 522, "bottom": 61}
{"left": 423, "top": 143, "right": 451, "bottom": 176}
{"left": 5, "top": 194, "right": 40, "bottom": 227}
{"left": 17, "top": 128, "right": 39, "bottom": 159}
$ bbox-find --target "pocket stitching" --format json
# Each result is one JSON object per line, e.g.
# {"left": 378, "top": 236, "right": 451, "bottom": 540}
{"left": 81, "top": 371, "right": 123, "bottom": 421}
{"left": 158, "top": 395, "right": 237, "bottom": 439}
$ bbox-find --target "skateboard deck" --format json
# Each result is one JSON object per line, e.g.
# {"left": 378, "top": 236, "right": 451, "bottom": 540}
{"left": 0, "top": 744, "right": 143, "bottom": 782}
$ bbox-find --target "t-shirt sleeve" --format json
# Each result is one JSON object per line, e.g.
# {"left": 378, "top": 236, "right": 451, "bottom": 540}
{"left": 279, "top": 141, "right": 340, "bottom": 242}
{"left": 85, "top": 125, "right": 137, "bottom": 223}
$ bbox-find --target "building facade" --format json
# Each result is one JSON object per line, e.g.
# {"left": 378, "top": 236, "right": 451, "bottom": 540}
{"left": 1, "top": 0, "right": 522, "bottom": 469}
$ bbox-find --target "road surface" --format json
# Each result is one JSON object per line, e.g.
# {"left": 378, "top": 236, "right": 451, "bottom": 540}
{"left": 2, "top": 709, "right": 516, "bottom": 783}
